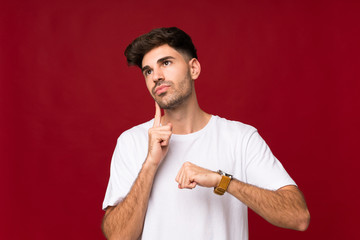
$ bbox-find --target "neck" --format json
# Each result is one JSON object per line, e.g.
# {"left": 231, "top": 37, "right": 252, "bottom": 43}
{"left": 162, "top": 92, "right": 211, "bottom": 135}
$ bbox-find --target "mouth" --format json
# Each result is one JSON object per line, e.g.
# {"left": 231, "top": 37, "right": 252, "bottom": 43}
{"left": 154, "top": 84, "right": 170, "bottom": 95}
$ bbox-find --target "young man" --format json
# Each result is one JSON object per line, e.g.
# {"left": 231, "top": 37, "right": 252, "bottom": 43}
{"left": 102, "top": 27, "right": 310, "bottom": 240}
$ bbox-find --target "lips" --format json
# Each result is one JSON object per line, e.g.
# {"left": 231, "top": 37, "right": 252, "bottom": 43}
{"left": 155, "top": 85, "right": 170, "bottom": 95}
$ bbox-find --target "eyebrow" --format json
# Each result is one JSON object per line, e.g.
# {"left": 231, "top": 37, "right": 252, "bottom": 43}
{"left": 141, "top": 56, "right": 175, "bottom": 73}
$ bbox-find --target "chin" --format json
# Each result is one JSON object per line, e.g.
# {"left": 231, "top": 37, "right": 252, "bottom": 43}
{"left": 157, "top": 102, "right": 175, "bottom": 110}
{"left": 155, "top": 98, "right": 174, "bottom": 110}
{"left": 158, "top": 99, "right": 184, "bottom": 110}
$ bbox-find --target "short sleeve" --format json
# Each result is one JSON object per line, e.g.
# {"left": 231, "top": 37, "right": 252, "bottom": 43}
{"left": 245, "top": 130, "right": 296, "bottom": 190}
{"left": 102, "top": 132, "right": 143, "bottom": 210}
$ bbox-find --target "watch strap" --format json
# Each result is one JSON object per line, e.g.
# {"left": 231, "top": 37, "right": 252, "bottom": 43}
{"left": 214, "top": 170, "right": 232, "bottom": 195}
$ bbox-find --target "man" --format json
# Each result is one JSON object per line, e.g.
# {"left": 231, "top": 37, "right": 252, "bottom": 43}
{"left": 102, "top": 27, "right": 310, "bottom": 240}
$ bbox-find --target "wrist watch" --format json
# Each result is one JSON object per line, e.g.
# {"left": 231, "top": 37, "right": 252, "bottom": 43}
{"left": 214, "top": 170, "right": 233, "bottom": 195}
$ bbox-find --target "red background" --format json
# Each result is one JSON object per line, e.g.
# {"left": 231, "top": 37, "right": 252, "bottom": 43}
{"left": 1, "top": 0, "right": 359, "bottom": 239}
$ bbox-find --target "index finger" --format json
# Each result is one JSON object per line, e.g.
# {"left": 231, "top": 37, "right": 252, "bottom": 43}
{"left": 153, "top": 101, "right": 161, "bottom": 127}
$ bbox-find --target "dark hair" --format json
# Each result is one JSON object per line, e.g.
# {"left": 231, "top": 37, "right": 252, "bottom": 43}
{"left": 124, "top": 27, "right": 198, "bottom": 68}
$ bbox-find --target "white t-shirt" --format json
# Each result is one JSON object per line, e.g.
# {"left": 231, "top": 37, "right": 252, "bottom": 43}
{"left": 103, "top": 115, "right": 296, "bottom": 240}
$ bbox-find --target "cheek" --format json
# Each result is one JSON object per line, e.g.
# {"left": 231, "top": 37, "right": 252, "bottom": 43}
{"left": 173, "top": 66, "right": 188, "bottom": 76}
{"left": 167, "top": 67, "right": 188, "bottom": 84}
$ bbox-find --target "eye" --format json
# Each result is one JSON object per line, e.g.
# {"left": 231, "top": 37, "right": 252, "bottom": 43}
{"left": 163, "top": 60, "right": 171, "bottom": 66}
{"left": 144, "top": 69, "right": 152, "bottom": 76}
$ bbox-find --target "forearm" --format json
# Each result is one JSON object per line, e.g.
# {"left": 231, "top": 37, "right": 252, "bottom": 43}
{"left": 227, "top": 179, "right": 310, "bottom": 231}
{"left": 102, "top": 160, "right": 158, "bottom": 240}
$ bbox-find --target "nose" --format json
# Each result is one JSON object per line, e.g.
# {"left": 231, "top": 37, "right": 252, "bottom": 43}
{"left": 152, "top": 67, "right": 164, "bottom": 82}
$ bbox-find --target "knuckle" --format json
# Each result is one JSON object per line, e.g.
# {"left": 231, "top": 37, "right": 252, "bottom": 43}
{"left": 183, "top": 161, "right": 191, "bottom": 168}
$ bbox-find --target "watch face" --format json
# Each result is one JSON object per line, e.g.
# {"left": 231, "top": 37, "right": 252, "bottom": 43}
{"left": 225, "top": 173, "right": 233, "bottom": 178}
{"left": 218, "top": 170, "right": 233, "bottom": 178}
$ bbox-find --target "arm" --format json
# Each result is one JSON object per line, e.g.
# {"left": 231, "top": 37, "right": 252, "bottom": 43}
{"left": 102, "top": 102, "right": 172, "bottom": 240}
{"left": 102, "top": 161, "right": 157, "bottom": 240}
{"left": 227, "top": 179, "right": 310, "bottom": 231}
{"left": 175, "top": 162, "right": 310, "bottom": 231}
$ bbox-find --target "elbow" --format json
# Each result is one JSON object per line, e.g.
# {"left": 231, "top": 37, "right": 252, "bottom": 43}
{"left": 101, "top": 217, "right": 111, "bottom": 239}
{"left": 296, "top": 209, "right": 310, "bottom": 231}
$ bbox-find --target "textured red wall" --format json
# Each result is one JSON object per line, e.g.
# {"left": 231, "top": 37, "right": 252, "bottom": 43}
{"left": 1, "top": 0, "right": 359, "bottom": 239}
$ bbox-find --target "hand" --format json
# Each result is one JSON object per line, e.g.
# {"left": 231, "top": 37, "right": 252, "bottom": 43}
{"left": 175, "top": 162, "right": 221, "bottom": 189}
{"left": 146, "top": 102, "right": 172, "bottom": 168}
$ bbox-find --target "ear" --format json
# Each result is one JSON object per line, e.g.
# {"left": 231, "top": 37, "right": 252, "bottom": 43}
{"left": 189, "top": 58, "right": 201, "bottom": 80}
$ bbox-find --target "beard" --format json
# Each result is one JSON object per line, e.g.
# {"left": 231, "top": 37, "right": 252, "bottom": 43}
{"left": 152, "top": 72, "right": 193, "bottom": 110}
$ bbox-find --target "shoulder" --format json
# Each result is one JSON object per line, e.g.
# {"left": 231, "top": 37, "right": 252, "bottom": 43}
{"left": 211, "top": 115, "right": 257, "bottom": 138}
{"left": 117, "top": 119, "right": 153, "bottom": 143}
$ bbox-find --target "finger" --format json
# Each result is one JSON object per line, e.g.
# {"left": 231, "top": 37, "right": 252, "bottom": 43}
{"left": 180, "top": 171, "right": 187, "bottom": 189}
{"left": 189, "top": 181, "right": 197, "bottom": 189}
{"left": 175, "top": 167, "right": 181, "bottom": 184}
{"left": 149, "top": 126, "right": 172, "bottom": 133}
{"left": 160, "top": 140, "right": 169, "bottom": 147}
{"left": 177, "top": 169, "right": 186, "bottom": 188}
{"left": 153, "top": 101, "right": 161, "bottom": 127}
{"left": 175, "top": 166, "right": 183, "bottom": 183}
{"left": 181, "top": 178, "right": 196, "bottom": 189}
{"left": 155, "top": 132, "right": 172, "bottom": 143}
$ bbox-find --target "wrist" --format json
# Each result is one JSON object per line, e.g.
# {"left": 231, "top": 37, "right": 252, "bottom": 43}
{"left": 143, "top": 156, "right": 160, "bottom": 172}
{"left": 213, "top": 172, "right": 222, "bottom": 187}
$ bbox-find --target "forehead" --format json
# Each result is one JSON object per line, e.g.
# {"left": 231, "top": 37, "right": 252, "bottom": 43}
{"left": 142, "top": 44, "right": 185, "bottom": 67}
